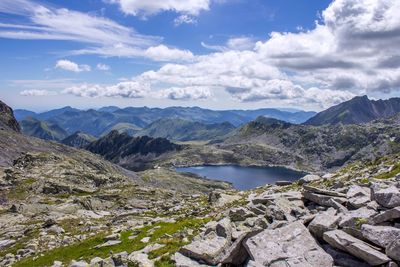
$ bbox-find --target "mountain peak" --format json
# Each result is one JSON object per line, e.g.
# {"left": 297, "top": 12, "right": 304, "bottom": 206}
{"left": 305, "top": 96, "right": 400, "bottom": 126}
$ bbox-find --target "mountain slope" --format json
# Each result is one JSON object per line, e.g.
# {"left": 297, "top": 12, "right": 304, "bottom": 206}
{"left": 61, "top": 131, "right": 97, "bottom": 148}
{"left": 101, "top": 122, "right": 142, "bottom": 136}
{"left": 20, "top": 117, "right": 68, "bottom": 141}
{"left": 85, "top": 130, "right": 182, "bottom": 171}
{"left": 305, "top": 96, "right": 400, "bottom": 125}
{"left": 220, "top": 114, "right": 400, "bottom": 171}
{"left": 136, "top": 118, "right": 236, "bottom": 141}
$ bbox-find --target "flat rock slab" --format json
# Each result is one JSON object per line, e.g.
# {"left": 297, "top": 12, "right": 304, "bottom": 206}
{"left": 303, "top": 191, "right": 347, "bottom": 207}
{"left": 244, "top": 221, "right": 334, "bottom": 266}
{"left": 373, "top": 186, "right": 400, "bottom": 208}
{"left": 323, "top": 230, "right": 390, "bottom": 266}
{"left": 303, "top": 185, "right": 346, "bottom": 198}
{"left": 339, "top": 207, "right": 378, "bottom": 228}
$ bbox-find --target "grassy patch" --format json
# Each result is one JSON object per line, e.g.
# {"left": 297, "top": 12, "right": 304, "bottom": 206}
{"left": 13, "top": 217, "right": 209, "bottom": 266}
{"left": 375, "top": 163, "right": 400, "bottom": 179}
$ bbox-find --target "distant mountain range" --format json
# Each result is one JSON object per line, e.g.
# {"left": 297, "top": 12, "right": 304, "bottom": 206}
{"left": 14, "top": 106, "right": 316, "bottom": 139}
{"left": 305, "top": 96, "right": 400, "bottom": 125}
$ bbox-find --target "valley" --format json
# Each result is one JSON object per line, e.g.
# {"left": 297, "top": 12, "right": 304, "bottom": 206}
{"left": 1, "top": 96, "right": 400, "bottom": 266}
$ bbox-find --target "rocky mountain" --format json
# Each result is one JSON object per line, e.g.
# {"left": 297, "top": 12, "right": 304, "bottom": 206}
{"left": 222, "top": 115, "right": 400, "bottom": 171}
{"left": 0, "top": 100, "right": 20, "bottom": 132}
{"left": 20, "top": 117, "right": 68, "bottom": 141}
{"left": 61, "top": 131, "right": 97, "bottom": 148}
{"left": 305, "top": 95, "right": 400, "bottom": 125}
{"left": 135, "top": 118, "right": 236, "bottom": 141}
{"left": 85, "top": 130, "right": 183, "bottom": 171}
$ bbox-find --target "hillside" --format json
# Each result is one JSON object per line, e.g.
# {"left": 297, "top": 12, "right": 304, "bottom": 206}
{"left": 305, "top": 95, "right": 400, "bottom": 125}
{"left": 135, "top": 118, "right": 236, "bottom": 141}
{"left": 222, "top": 115, "right": 400, "bottom": 171}
{"left": 61, "top": 131, "right": 97, "bottom": 148}
{"left": 20, "top": 117, "right": 68, "bottom": 141}
{"left": 85, "top": 130, "right": 183, "bottom": 171}
{"left": 101, "top": 122, "right": 142, "bottom": 136}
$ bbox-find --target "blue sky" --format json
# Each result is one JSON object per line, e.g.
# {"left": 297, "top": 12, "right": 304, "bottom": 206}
{"left": 0, "top": 0, "right": 399, "bottom": 111}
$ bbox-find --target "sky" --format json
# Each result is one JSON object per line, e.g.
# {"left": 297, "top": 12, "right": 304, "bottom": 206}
{"left": 0, "top": 0, "right": 400, "bottom": 112}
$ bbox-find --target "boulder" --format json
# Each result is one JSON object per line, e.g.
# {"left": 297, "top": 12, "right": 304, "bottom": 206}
{"left": 244, "top": 221, "right": 333, "bottom": 266}
{"left": 322, "top": 245, "right": 370, "bottom": 267}
{"left": 173, "top": 252, "right": 209, "bottom": 267}
{"left": 361, "top": 224, "right": 400, "bottom": 261}
{"left": 179, "top": 231, "right": 230, "bottom": 265}
{"left": 229, "top": 207, "right": 254, "bottom": 222}
{"left": 372, "top": 207, "right": 400, "bottom": 224}
{"left": 347, "top": 185, "right": 371, "bottom": 209}
{"left": 303, "top": 191, "right": 347, "bottom": 207}
{"left": 373, "top": 186, "right": 400, "bottom": 208}
{"left": 323, "top": 230, "right": 391, "bottom": 266}
{"left": 339, "top": 207, "right": 377, "bottom": 228}
{"left": 69, "top": 260, "right": 89, "bottom": 267}
{"left": 308, "top": 208, "right": 340, "bottom": 239}
{"left": 216, "top": 218, "right": 232, "bottom": 239}
{"left": 299, "top": 174, "right": 322, "bottom": 185}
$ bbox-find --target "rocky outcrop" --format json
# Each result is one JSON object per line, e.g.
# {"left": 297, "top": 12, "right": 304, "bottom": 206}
{"left": 245, "top": 221, "right": 334, "bottom": 266}
{"left": 0, "top": 100, "right": 20, "bottom": 132}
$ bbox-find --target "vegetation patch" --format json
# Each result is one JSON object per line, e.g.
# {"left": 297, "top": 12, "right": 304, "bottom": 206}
{"left": 375, "top": 162, "right": 400, "bottom": 179}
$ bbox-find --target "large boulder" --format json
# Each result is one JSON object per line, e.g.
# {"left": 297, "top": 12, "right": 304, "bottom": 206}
{"left": 338, "top": 207, "right": 377, "bottom": 228}
{"left": 323, "top": 230, "right": 391, "bottom": 266}
{"left": 179, "top": 231, "right": 230, "bottom": 265}
{"left": 372, "top": 207, "right": 400, "bottom": 224}
{"left": 229, "top": 207, "right": 254, "bottom": 222}
{"left": 244, "top": 221, "right": 334, "bottom": 266}
{"left": 173, "top": 252, "right": 209, "bottom": 267}
{"left": 372, "top": 186, "right": 400, "bottom": 208}
{"left": 308, "top": 208, "right": 340, "bottom": 239}
{"left": 347, "top": 185, "right": 371, "bottom": 209}
{"left": 361, "top": 224, "right": 400, "bottom": 261}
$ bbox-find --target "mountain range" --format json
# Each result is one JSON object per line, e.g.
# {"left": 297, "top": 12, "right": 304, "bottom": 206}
{"left": 305, "top": 95, "right": 400, "bottom": 125}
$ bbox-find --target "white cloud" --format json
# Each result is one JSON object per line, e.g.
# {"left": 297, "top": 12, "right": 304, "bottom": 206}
{"left": 174, "top": 15, "right": 197, "bottom": 26}
{"left": 144, "top": 45, "right": 194, "bottom": 62}
{"left": 106, "top": 0, "right": 210, "bottom": 16}
{"left": 55, "top": 59, "right": 91, "bottom": 72}
{"left": 97, "top": 63, "right": 110, "bottom": 71}
{"left": 62, "top": 81, "right": 150, "bottom": 98}
{"left": 0, "top": 0, "right": 190, "bottom": 62}
{"left": 158, "top": 86, "right": 212, "bottom": 100}
{"left": 20, "top": 89, "right": 57, "bottom": 96}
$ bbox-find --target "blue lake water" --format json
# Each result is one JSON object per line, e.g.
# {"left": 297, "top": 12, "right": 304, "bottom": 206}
{"left": 175, "top": 165, "right": 306, "bottom": 190}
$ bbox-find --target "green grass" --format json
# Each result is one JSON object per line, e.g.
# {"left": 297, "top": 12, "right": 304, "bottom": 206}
{"left": 13, "top": 217, "right": 209, "bottom": 267}
{"left": 375, "top": 162, "right": 400, "bottom": 179}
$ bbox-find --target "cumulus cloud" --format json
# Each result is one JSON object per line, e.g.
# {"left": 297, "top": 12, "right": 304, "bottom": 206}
{"left": 105, "top": 0, "right": 210, "bottom": 16}
{"left": 144, "top": 45, "right": 194, "bottom": 62}
{"left": 0, "top": 0, "right": 191, "bottom": 62}
{"left": 55, "top": 59, "right": 91, "bottom": 72}
{"left": 20, "top": 89, "right": 57, "bottom": 96}
{"left": 62, "top": 81, "right": 150, "bottom": 98}
{"left": 97, "top": 63, "right": 110, "bottom": 71}
{"left": 158, "top": 86, "right": 212, "bottom": 100}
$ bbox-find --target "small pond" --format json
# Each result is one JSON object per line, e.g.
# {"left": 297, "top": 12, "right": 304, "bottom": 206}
{"left": 175, "top": 165, "right": 306, "bottom": 190}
